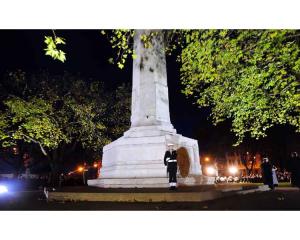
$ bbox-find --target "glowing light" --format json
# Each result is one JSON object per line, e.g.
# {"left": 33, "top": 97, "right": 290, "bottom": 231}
{"left": 78, "top": 167, "right": 83, "bottom": 172}
{"left": 12, "top": 147, "right": 18, "bottom": 155}
{"left": 0, "top": 185, "right": 8, "bottom": 194}
{"left": 93, "top": 163, "right": 98, "bottom": 168}
{"left": 205, "top": 157, "right": 210, "bottom": 162}
{"left": 228, "top": 166, "right": 238, "bottom": 175}
{"left": 206, "top": 166, "right": 216, "bottom": 175}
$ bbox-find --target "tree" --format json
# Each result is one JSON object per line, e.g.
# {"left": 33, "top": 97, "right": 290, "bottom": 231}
{"left": 179, "top": 30, "right": 300, "bottom": 145}
{"left": 43, "top": 30, "right": 300, "bottom": 145}
{"left": 0, "top": 70, "right": 131, "bottom": 182}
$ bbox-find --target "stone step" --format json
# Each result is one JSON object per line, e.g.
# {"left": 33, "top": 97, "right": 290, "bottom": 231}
{"left": 88, "top": 176, "right": 215, "bottom": 188}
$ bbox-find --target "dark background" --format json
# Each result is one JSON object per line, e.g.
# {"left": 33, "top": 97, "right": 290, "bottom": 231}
{"left": 0, "top": 30, "right": 299, "bottom": 167}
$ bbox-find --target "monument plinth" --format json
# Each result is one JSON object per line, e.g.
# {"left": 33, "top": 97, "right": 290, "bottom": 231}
{"left": 88, "top": 30, "right": 213, "bottom": 188}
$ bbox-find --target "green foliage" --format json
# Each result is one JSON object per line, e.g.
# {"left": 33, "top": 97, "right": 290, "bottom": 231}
{"left": 44, "top": 35, "right": 66, "bottom": 62}
{"left": 0, "top": 71, "right": 131, "bottom": 159}
{"left": 102, "top": 30, "right": 136, "bottom": 69}
{"left": 179, "top": 30, "right": 300, "bottom": 144}
{"left": 3, "top": 97, "right": 66, "bottom": 149}
{"left": 0, "top": 114, "right": 10, "bottom": 147}
{"left": 103, "top": 30, "right": 168, "bottom": 69}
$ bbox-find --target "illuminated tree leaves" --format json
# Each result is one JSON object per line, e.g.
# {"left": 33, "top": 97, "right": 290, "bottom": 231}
{"left": 180, "top": 30, "right": 300, "bottom": 145}
{"left": 44, "top": 35, "right": 66, "bottom": 62}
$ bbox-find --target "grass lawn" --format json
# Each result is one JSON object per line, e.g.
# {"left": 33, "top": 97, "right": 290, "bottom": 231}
{"left": 278, "top": 182, "right": 292, "bottom": 187}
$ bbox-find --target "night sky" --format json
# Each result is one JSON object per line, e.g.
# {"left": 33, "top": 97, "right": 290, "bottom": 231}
{"left": 0, "top": 30, "right": 299, "bottom": 165}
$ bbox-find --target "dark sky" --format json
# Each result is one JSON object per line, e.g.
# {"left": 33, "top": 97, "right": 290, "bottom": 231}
{"left": 0, "top": 30, "right": 299, "bottom": 165}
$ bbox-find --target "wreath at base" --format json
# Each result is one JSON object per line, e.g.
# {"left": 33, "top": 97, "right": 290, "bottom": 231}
{"left": 177, "top": 147, "right": 190, "bottom": 178}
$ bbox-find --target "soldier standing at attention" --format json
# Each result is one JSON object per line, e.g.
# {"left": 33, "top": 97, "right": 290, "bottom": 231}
{"left": 164, "top": 143, "right": 178, "bottom": 190}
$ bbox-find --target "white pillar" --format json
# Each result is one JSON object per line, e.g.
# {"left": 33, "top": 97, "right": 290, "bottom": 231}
{"left": 131, "top": 30, "right": 173, "bottom": 128}
{"left": 88, "top": 30, "right": 211, "bottom": 188}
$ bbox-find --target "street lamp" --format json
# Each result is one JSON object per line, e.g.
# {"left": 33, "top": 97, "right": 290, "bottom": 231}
{"left": 206, "top": 166, "right": 216, "bottom": 175}
{"left": 228, "top": 166, "right": 238, "bottom": 175}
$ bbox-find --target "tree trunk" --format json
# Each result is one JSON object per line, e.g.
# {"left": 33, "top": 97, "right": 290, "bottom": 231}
{"left": 47, "top": 149, "right": 61, "bottom": 187}
{"left": 47, "top": 143, "right": 75, "bottom": 187}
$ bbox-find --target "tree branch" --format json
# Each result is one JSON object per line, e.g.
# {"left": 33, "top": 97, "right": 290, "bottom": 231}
{"left": 52, "top": 29, "right": 57, "bottom": 40}
{"left": 21, "top": 133, "right": 48, "bottom": 156}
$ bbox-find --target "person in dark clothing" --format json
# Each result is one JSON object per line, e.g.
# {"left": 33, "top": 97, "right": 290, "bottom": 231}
{"left": 82, "top": 162, "right": 88, "bottom": 185}
{"left": 261, "top": 157, "right": 274, "bottom": 190}
{"left": 164, "top": 143, "right": 178, "bottom": 190}
{"left": 59, "top": 173, "right": 65, "bottom": 188}
{"left": 290, "top": 152, "right": 300, "bottom": 188}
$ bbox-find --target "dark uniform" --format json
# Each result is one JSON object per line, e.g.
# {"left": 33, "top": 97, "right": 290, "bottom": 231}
{"left": 261, "top": 159, "right": 274, "bottom": 190}
{"left": 290, "top": 152, "right": 300, "bottom": 188}
{"left": 164, "top": 149, "right": 178, "bottom": 189}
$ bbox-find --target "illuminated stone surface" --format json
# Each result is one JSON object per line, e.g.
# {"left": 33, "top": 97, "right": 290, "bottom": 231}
{"left": 88, "top": 30, "right": 212, "bottom": 188}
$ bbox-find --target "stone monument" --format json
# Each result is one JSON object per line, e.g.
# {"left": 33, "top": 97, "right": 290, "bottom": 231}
{"left": 88, "top": 30, "right": 213, "bottom": 188}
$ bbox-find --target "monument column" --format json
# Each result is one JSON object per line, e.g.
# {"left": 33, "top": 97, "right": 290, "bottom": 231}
{"left": 131, "top": 30, "right": 172, "bottom": 128}
{"left": 125, "top": 30, "right": 176, "bottom": 137}
{"left": 88, "top": 30, "right": 213, "bottom": 188}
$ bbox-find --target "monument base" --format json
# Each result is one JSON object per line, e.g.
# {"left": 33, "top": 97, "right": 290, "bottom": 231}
{"left": 88, "top": 126, "right": 213, "bottom": 188}
{"left": 88, "top": 175, "right": 215, "bottom": 188}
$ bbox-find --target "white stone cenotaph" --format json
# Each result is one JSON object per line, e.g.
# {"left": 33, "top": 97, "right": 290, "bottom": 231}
{"left": 88, "top": 30, "right": 213, "bottom": 188}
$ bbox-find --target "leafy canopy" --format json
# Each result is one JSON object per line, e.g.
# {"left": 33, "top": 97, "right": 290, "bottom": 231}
{"left": 0, "top": 70, "right": 131, "bottom": 158}
{"left": 179, "top": 30, "right": 300, "bottom": 144}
